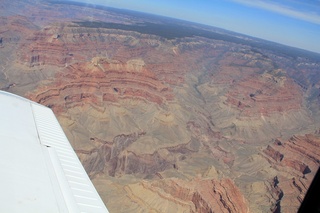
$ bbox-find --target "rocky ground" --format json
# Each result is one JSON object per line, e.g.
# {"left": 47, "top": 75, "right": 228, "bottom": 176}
{"left": 1, "top": 0, "right": 320, "bottom": 212}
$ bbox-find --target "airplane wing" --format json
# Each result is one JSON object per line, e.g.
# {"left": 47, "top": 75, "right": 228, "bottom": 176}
{"left": 0, "top": 91, "right": 109, "bottom": 213}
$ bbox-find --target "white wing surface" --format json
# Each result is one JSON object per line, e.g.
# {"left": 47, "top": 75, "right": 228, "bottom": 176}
{"left": 0, "top": 91, "right": 109, "bottom": 213}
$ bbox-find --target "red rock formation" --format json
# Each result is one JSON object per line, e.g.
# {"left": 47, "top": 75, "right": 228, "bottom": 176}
{"left": 2, "top": 1, "right": 320, "bottom": 213}
{"left": 262, "top": 134, "right": 320, "bottom": 212}
{"left": 225, "top": 72, "right": 303, "bottom": 117}
{"left": 27, "top": 58, "right": 175, "bottom": 111}
{"left": 125, "top": 178, "right": 248, "bottom": 213}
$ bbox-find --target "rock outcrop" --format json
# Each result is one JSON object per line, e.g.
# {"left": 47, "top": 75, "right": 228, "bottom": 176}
{"left": 261, "top": 134, "right": 320, "bottom": 212}
{"left": 225, "top": 71, "right": 302, "bottom": 116}
{"left": 123, "top": 178, "right": 248, "bottom": 213}
{"left": 28, "top": 58, "right": 174, "bottom": 110}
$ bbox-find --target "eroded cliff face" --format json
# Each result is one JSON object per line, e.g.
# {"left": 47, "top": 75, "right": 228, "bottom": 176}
{"left": 261, "top": 134, "right": 320, "bottom": 212}
{"left": 28, "top": 58, "right": 175, "bottom": 109}
{"left": 1, "top": 1, "right": 320, "bottom": 212}
{"left": 23, "top": 22, "right": 313, "bottom": 143}
{"left": 123, "top": 178, "right": 248, "bottom": 213}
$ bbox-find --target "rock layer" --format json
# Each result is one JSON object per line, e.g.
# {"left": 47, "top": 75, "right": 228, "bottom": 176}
{"left": 28, "top": 58, "right": 174, "bottom": 110}
{"left": 261, "top": 134, "right": 320, "bottom": 212}
{"left": 124, "top": 178, "right": 248, "bottom": 213}
{"left": 225, "top": 71, "right": 302, "bottom": 116}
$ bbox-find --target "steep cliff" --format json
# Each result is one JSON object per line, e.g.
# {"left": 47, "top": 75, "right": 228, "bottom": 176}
{"left": 261, "top": 134, "right": 320, "bottom": 212}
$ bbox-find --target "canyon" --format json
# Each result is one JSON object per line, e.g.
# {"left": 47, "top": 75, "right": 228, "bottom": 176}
{"left": 1, "top": 0, "right": 320, "bottom": 212}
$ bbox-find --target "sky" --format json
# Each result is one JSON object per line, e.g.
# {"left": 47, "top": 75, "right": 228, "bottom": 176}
{"left": 71, "top": 0, "right": 320, "bottom": 53}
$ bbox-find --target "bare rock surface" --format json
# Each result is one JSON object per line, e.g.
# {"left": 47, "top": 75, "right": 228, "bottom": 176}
{"left": 1, "top": 1, "right": 320, "bottom": 212}
{"left": 260, "top": 134, "right": 320, "bottom": 212}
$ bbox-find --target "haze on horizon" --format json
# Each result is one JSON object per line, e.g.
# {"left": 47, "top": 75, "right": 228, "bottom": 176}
{"left": 68, "top": 0, "right": 320, "bottom": 54}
